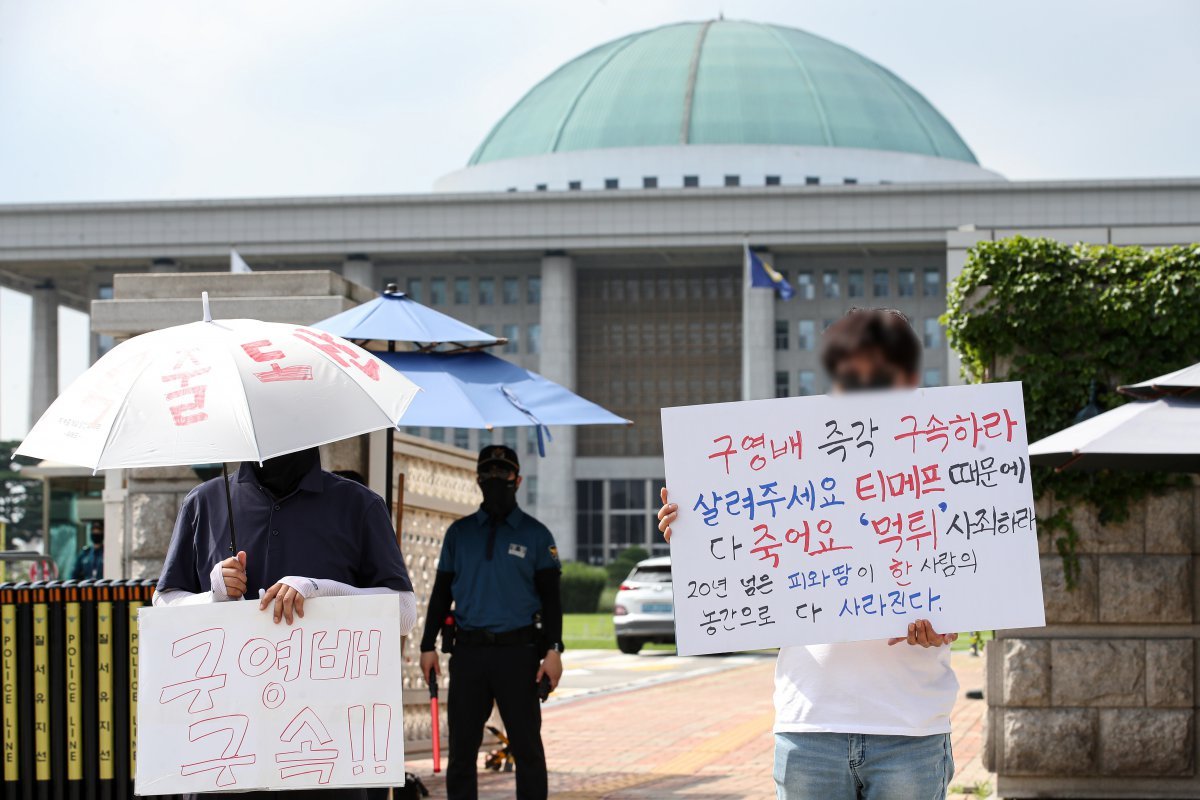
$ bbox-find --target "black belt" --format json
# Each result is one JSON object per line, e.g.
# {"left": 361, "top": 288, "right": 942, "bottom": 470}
{"left": 455, "top": 625, "right": 537, "bottom": 646}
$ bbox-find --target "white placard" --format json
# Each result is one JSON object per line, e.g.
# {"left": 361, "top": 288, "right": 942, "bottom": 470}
{"left": 135, "top": 595, "right": 405, "bottom": 794}
{"left": 661, "top": 382, "right": 1045, "bottom": 656}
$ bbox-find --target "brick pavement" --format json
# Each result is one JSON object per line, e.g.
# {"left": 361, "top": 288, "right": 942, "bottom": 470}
{"left": 405, "top": 651, "right": 993, "bottom": 799}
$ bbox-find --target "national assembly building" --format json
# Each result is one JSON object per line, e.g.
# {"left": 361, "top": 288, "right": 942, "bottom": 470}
{"left": 3, "top": 19, "right": 1198, "bottom": 563}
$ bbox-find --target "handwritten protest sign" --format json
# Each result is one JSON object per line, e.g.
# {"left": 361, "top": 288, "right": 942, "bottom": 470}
{"left": 135, "top": 594, "right": 404, "bottom": 794}
{"left": 662, "top": 382, "right": 1045, "bottom": 656}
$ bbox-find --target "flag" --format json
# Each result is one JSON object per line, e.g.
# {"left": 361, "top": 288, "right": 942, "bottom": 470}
{"left": 746, "top": 245, "right": 793, "bottom": 300}
{"left": 230, "top": 248, "right": 252, "bottom": 273}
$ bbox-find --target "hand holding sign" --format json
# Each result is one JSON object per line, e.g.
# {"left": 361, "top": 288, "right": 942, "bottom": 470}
{"left": 660, "top": 382, "right": 1045, "bottom": 656}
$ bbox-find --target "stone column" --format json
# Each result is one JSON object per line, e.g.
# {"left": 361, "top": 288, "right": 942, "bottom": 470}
{"left": 538, "top": 253, "right": 577, "bottom": 559}
{"left": 29, "top": 282, "right": 59, "bottom": 430}
{"left": 742, "top": 256, "right": 774, "bottom": 401}
{"left": 342, "top": 254, "right": 375, "bottom": 292}
{"left": 944, "top": 227, "right": 993, "bottom": 386}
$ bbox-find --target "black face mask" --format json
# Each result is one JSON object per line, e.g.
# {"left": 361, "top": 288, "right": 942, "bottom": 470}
{"left": 90, "top": 532, "right": 103, "bottom": 546}
{"left": 253, "top": 448, "right": 321, "bottom": 499}
{"left": 479, "top": 476, "right": 518, "bottom": 522}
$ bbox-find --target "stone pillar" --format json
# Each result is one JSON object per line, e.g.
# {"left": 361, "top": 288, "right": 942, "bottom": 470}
{"left": 742, "top": 256, "right": 774, "bottom": 401}
{"left": 944, "top": 227, "right": 993, "bottom": 386}
{"left": 29, "top": 282, "right": 59, "bottom": 430}
{"left": 342, "top": 254, "right": 375, "bottom": 292}
{"left": 538, "top": 253, "right": 577, "bottom": 559}
{"left": 987, "top": 486, "right": 1200, "bottom": 797}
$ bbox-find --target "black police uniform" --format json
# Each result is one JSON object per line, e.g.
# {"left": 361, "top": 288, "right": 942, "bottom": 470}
{"left": 421, "top": 446, "right": 563, "bottom": 800}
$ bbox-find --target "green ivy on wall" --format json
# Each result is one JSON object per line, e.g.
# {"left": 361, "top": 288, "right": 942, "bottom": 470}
{"left": 944, "top": 236, "right": 1199, "bottom": 585}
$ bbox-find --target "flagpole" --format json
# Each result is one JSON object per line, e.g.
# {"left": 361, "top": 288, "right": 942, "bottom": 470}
{"left": 741, "top": 234, "right": 753, "bottom": 401}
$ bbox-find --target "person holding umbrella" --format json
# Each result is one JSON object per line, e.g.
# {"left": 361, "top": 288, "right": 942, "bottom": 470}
{"left": 153, "top": 447, "right": 417, "bottom": 637}
{"left": 419, "top": 444, "right": 563, "bottom": 800}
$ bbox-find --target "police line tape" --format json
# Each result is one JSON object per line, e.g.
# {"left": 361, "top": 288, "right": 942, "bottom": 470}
{"left": 0, "top": 579, "right": 156, "bottom": 799}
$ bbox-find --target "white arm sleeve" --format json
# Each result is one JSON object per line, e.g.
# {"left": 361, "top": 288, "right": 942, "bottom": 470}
{"left": 276, "top": 577, "right": 418, "bottom": 637}
{"left": 209, "top": 560, "right": 231, "bottom": 601}
{"left": 152, "top": 589, "right": 215, "bottom": 607}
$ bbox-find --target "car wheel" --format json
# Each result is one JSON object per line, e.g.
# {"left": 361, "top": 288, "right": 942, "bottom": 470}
{"left": 617, "top": 636, "right": 643, "bottom": 655}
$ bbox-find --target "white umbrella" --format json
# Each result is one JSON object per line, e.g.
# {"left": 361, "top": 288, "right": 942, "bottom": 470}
{"left": 1119, "top": 360, "right": 1200, "bottom": 400}
{"left": 17, "top": 293, "right": 420, "bottom": 548}
{"left": 1027, "top": 397, "right": 1200, "bottom": 472}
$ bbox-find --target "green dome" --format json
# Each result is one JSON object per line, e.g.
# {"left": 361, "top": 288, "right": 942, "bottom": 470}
{"left": 469, "top": 20, "right": 977, "bottom": 166}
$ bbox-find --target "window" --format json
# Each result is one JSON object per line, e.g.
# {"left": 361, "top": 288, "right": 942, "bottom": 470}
{"left": 428, "top": 427, "right": 446, "bottom": 443}
{"left": 406, "top": 278, "right": 422, "bottom": 303}
{"left": 429, "top": 277, "right": 447, "bottom": 305}
{"left": 683, "top": 175, "right": 699, "bottom": 188}
{"left": 454, "top": 428, "right": 470, "bottom": 450}
{"left": 528, "top": 323, "right": 541, "bottom": 354}
{"left": 642, "top": 176, "right": 658, "bottom": 189}
{"left": 924, "top": 369, "right": 942, "bottom": 387}
{"left": 798, "top": 370, "right": 816, "bottom": 396}
{"left": 576, "top": 480, "right": 604, "bottom": 564}
{"left": 405, "top": 426, "right": 421, "bottom": 437}
{"left": 775, "top": 371, "right": 790, "bottom": 398}
{"left": 535, "top": 183, "right": 547, "bottom": 192}
{"left": 765, "top": 175, "right": 781, "bottom": 186}
{"left": 479, "top": 323, "right": 495, "bottom": 337}
{"left": 503, "top": 428, "right": 518, "bottom": 451}
{"left": 526, "top": 427, "right": 540, "bottom": 455}
{"left": 898, "top": 269, "right": 915, "bottom": 297}
{"left": 848, "top": 270, "right": 864, "bottom": 298}
{"left": 527, "top": 277, "right": 541, "bottom": 304}
{"left": 924, "top": 268, "right": 941, "bottom": 298}
{"left": 604, "top": 178, "right": 619, "bottom": 190}
{"left": 795, "top": 271, "right": 814, "bottom": 300}
{"left": 724, "top": 175, "right": 740, "bottom": 187}
{"left": 503, "top": 324, "right": 519, "bottom": 353}
{"left": 568, "top": 180, "right": 581, "bottom": 191}
{"left": 454, "top": 277, "right": 470, "bottom": 304}
{"left": 524, "top": 475, "right": 538, "bottom": 507}
{"left": 822, "top": 318, "right": 836, "bottom": 332}
{"left": 478, "top": 277, "right": 495, "bottom": 305}
{"left": 844, "top": 177, "right": 858, "bottom": 185}
{"left": 823, "top": 271, "right": 840, "bottom": 299}
{"left": 873, "top": 269, "right": 889, "bottom": 298}
{"left": 805, "top": 176, "right": 820, "bottom": 186}
{"left": 924, "top": 318, "right": 941, "bottom": 348}
{"left": 797, "top": 320, "right": 815, "bottom": 350}
{"left": 502, "top": 276, "right": 520, "bottom": 304}
{"left": 774, "top": 320, "right": 789, "bottom": 350}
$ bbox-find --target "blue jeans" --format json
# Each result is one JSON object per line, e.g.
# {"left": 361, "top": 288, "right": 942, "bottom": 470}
{"left": 774, "top": 732, "right": 954, "bottom": 800}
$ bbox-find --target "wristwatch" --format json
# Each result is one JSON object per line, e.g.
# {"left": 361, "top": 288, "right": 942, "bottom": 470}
{"left": 546, "top": 642, "right": 565, "bottom": 654}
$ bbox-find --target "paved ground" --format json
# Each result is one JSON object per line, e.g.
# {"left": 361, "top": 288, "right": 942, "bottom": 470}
{"left": 405, "top": 650, "right": 993, "bottom": 799}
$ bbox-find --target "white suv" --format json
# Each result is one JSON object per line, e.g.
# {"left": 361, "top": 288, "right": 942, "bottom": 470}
{"left": 613, "top": 556, "right": 675, "bottom": 655}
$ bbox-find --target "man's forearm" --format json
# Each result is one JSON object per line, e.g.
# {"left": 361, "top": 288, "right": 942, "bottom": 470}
{"left": 420, "top": 570, "right": 454, "bottom": 652}
{"left": 534, "top": 568, "right": 563, "bottom": 650}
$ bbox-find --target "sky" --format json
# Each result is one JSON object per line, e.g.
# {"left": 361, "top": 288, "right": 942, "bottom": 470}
{"left": 1, "top": 0, "right": 1199, "bottom": 437}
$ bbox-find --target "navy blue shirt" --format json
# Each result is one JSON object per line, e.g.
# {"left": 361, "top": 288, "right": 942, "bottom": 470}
{"left": 158, "top": 462, "right": 413, "bottom": 597}
{"left": 438, "top": 506, "right": 559, "bottom": 633}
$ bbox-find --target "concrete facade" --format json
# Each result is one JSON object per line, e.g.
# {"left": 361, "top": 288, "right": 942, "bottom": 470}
{"left": 4, "top": 179, "right": 1200, "bottom": 564}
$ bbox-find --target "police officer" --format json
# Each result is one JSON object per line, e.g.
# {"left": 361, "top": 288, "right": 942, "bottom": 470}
{"left": 420, "top": 445, "right": 563, "bottom": 800}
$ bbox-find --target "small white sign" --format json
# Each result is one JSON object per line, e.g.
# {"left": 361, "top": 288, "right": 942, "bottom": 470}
{"left": 661, "top": 382, "right": 1045, "bottom": 656}
{"left": 136, "top": 594, "right": 405, "bottom": 794}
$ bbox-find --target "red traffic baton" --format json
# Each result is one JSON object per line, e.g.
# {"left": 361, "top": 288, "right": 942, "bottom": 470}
{"left": 430, "top": 672, "right": 441, "bottom": 773}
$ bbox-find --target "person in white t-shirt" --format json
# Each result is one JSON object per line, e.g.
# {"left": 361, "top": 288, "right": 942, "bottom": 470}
{"left": 658, "top": 308, "right": 959, "bottom": 799}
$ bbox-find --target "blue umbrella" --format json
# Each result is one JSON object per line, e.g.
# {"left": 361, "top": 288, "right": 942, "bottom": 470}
{"left": 376, "top": 351, "right": 630, "bottom": 455}
{"left": 316, "top": 284, "right": 500, "bottom": 348}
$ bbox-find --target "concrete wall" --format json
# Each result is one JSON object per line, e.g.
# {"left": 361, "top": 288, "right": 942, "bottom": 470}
{"left": 987, "top": 484, "right": 1200, "bottom": 798}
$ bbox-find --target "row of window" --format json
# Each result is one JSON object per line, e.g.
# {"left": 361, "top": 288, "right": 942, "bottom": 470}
{"left": 774, "top": 368, "right": 943, "bottom": 397}
{"left": 518, "top": 175, "right": 863, "bottom": 192}
{"left": 470, "top": 323, "right": 540, "bottom": 354}
{"left": 775, "top": 318, "right": 943, "bottom": 351}
{"left": 576, "top": 479, "right": 668, "bottom": 565}
{"left": 401, "top": 275, "right": 541, "bottom": 306}
{"left": 782, "top": 268, "right": 941, "bottom": 301}
{"left": 406, "top": 425, "right": 545, "bottom": 458}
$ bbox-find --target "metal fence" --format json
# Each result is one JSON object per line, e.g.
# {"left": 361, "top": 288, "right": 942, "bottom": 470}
{"left": 1, "top": 578, "right": 156, "bottom": 800}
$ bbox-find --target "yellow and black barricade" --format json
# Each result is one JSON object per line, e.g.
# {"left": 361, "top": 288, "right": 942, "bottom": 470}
{"left": 0, "top": 577, "right": 158, "bottom": 799}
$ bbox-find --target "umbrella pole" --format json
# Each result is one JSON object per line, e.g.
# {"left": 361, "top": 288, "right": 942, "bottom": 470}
{"left": 386, "top": 340, "right": 396, "bottom": 515}
{"left": 221, "top": 462, "right": 238, "bottom": 553}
